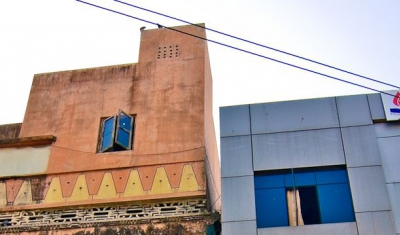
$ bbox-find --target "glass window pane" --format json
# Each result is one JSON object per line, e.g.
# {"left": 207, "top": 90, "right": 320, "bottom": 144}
{"left": 116, "top": 128, "right": 130, "bottom": 149}
{"left": 316, "top": 169, "right": 348, "bottom": 185}
{"left": 101, "top": 117, "right": 115, "bottom": 152}
{"left": 317, "top": 183, "right": 355, "bottom": 223}
{"left": 255, "top": 174, "right": 285, "bottom": 189}
{"left": 119, "top": 112, "right": 132, "bottom": 131}
{"left": 298, "top": 187, "right": 320, "bottom": 225}
{"left": 285, "top": 172, "right": 316, "bottom": 187}
{"left": 255, "top": 188, "right": 288, "bottom": 228}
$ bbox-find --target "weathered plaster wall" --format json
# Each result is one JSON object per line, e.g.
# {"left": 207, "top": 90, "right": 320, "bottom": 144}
{"left": 5, "top": 219, "right": 213, "bottom": 235}
{"left": 0, "top": 163, "right": 205, "bottom": 210}
{"left": 203, "top": 40, "right": 221, "bottom": 211}
{"left": 19, "top": 24, "right": 210, "bottom": 174}
{"left": 1, "top": 24, "right": 219, "bottom": 213}
{"left": 0, "top": 123, "right": 21, "bottom": 140}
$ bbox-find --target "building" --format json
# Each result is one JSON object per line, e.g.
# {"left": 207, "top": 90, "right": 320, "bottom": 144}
{"left": 0, "top": 24, "right": 221, "bottom": 234}
{"left": 220, "top": 92, "right": 400, "bottom": 235}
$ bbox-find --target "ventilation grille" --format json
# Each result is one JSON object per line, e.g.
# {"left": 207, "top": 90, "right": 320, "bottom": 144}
{"left": 157, "top": 45, "right": 179, "bottom": 59}
{"left": 0, "top": 199, "right": 207, "bottom": 232}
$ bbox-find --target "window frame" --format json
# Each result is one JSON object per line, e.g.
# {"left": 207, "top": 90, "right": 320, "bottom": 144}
{"left": 254, "top": 166, "right": 355, "bottom": 229}
{"left": 98, "top": 110, "right": 135, "bottom": 153}
{"left": 115, "top": 109, "right": 134, "bottom": 150}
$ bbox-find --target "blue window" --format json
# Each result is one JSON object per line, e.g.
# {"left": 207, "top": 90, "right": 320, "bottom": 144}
{"left": 254, "top": 166, "right": 355, "bottom": 228}
{"left": 99, "top": 110, "right": 135, "bottom": 152}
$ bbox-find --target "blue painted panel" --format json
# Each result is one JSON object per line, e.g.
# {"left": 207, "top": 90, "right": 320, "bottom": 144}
{"left": 101, "top": 117, "right": 115, "bottom": 152}
{"left": 318, "top": 183, "right": 355, "bottom": 223}
{"left": 316, "top": 169, "right": 348, "bottom": 185}
{"left": 293, "top": 172, "right": 316, "bottom": 187}
{"left": 255, "top": 174, "right": 285, "bottom": 189}
{"left": 119, "top": 112, "right": 132, "bottom": 131}
{"left": 116, "top": 128, "right": 130, "bottom": 149}
{"left": 255, "top": 188, "right": 288, "bottom": 228}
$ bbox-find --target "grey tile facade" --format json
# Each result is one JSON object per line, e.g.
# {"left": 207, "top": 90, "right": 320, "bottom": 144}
{"left": 250, "top": 97, "right": 339, "bottom": 134}
{"left": 347, "top": 166, "right": 391, "bottom": 212}
{"left": 221, "top": 135, "right": 253, "bottom": 178}
{"left": 252, "top": 129, "right": 345, "bottom": 170}
{"left": 221, "top": 176, "right": 256, "bottom": 222}
{"left": 220, "top": 92, "right": 399, "bottom": 235}
{"left": 336, "top": 95, "right": 372, "bottom": 127}
{"left": 341, "top": 125, "right": 382, "bottom": 167}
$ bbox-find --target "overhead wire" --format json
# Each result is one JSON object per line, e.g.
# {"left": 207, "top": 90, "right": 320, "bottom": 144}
{"left": 114, "top": 0, "right": 400, "bottom": 90}
{"left": 76, "top": 0, "right": 397, "bottom": 97}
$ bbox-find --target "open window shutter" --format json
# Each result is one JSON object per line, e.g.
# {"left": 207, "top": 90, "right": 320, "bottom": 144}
{"left": 115, "top": 109, "right": 134, "bottom": 150}
{"left": 100, "top": 116, "right": 116, "bottom": 152}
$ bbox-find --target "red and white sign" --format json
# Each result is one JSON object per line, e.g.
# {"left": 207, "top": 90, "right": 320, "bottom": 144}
{"left": 381, "top": 90, "right": 400, "bottom": 121}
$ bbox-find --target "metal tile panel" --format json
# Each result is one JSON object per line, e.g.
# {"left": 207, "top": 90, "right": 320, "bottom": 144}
{"left": 222, "top": 176, "right": 256, "bottom": 222}
{"left": 377, "top": 136, "right": 400, "bottom": 183}
{"left": 336, "top": 95, "right": 372, "bottom": 127}
{"left": 221, "top": 136, "right": 253, "bottom": 178}
{"left": 387, "top": 183, "right": 400, "bottom": 233}
{"left": 222, "top": 220, "right": 257, "bottom": 235}
{"left": 252, "top": 129, "right": 345, "bottom": 171}
{"left": 257, "top": 222, "right": 358, "bottom": 235}
{"left": 341, "top": 125, "right": 382, "bottom": 167}
{"left": 250, "top": 97, "right": 339, "bottom": 134}
{"left": 348, "top": 166, "right": 391, "bottom": 212}
{"left": 367, "top": 93, "right": 386, "bottom": 121}
{"left": 356, "top": 211, "right": 396, "bottom": 235}
{"left": 220, "top": 105, "right": 250, "bottom": 137}
{"left": 375, "top": 123, "right": 400, "bottom": 138}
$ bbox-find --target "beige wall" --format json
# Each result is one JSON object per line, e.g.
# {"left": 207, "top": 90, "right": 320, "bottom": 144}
{"left": 0, "top": 146, "right": 51, "bottom": 177}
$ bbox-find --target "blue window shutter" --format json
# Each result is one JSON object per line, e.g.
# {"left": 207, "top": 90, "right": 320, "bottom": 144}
{"left": 317, "top": 183, "right": 355, "bottom": 223}
{"left": 115, "top": 110, "right": 134, "bottom": 150}
{"left": 316, "top": 169, "right": 348, "bottom": 185}
{"left": 255, "top": 174, "right": 285, "bottom": 189}
{"left": 100, "top": 116, "right": 116, "bottom": 152}
{"left": 255, "top": 187, "right": 289, "bottom": 228}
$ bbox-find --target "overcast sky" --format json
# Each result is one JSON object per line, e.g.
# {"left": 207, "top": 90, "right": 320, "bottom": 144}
{"left": 1, "top": 1, "right": 399, "bottom": 134}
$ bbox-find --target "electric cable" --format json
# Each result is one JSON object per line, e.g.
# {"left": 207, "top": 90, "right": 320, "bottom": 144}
{"left": 114, "top": 0, "right": 400, "bottom": 90}
{"left": 76, "top": 0, "right": 397, "bottom": 97}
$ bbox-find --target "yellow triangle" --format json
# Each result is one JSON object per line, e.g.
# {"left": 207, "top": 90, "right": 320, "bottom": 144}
{"left": 66, "top": 175, "right": 90, "bottom": 202}
{"left": 0, "top": 182, "right": 7, "bottom": 206}
{"left": 177, "top": 165, "right": 199, "bottom": 192}
{"left": 123, "top": 170, "right": 146, "bottom": 197}
{"left": 43, "top": 177, "right": 65, "bottom": 204}
{"left": 93, "top": 172, "right": 117, "bottom": 200}
{"left": 149, "top": 167, "right": 172, "bottom": 195}
{"left": 13, "top": 180, "right": 33, "bottom": 206}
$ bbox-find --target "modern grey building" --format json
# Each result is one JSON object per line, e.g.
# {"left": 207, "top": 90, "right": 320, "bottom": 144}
{"left": 220, "top": 92, "right": 400, "bottom": 235}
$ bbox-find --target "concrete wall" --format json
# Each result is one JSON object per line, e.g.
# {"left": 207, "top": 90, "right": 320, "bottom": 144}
{"left": 220, "top": 94, "right": 398, "bottom": 235}
{"left": 0, "top": 24, "right": 220, "bottom": 212}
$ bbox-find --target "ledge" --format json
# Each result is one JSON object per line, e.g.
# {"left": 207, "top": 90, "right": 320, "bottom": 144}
{"left": 0, "top": 135, "right": 56, "bottom": 148}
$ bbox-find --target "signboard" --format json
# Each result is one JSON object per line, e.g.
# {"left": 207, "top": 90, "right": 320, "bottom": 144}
{"left": 381, "top": 90, "right": 400, "bottom": 121}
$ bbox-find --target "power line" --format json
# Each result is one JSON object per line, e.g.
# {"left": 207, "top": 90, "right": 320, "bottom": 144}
{"left": 114, "top": 0, "right": 400, "bottom": 90}
{"left": 76, "top": 0, "right": 397, "bottom": 97}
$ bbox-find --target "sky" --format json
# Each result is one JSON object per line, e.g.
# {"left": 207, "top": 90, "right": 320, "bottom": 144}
{"left": 1, "top": 1, "right": 400, "bottom": 138}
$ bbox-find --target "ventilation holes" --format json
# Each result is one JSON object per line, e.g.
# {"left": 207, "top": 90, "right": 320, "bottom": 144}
{"left": 157, "top": 44, "right": 179, "bottom": 60}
